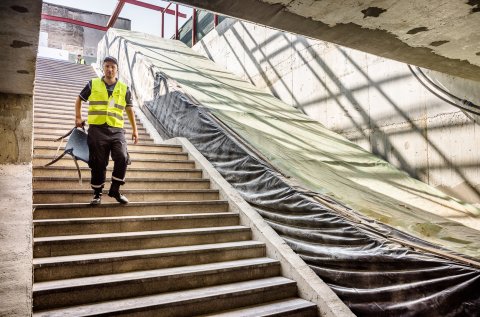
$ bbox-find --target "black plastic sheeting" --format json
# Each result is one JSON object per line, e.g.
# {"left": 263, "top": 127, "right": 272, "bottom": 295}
{"left": 142, "top": 72, "right": 480, "bottom": 317}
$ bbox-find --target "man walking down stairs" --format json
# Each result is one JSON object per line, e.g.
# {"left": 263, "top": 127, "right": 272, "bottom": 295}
{"left": 31, "top": 57, "right": 319, "bottom": 316}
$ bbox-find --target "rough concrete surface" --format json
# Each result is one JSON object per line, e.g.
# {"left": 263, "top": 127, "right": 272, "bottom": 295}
{"left": 0, "top": 0, "right": 41, "bottom": 95}
{"left": 0, "top": 164, "right": 32, "bottom": 317}
{"left": 0, "top": 93, "right": 33, "bottom": 164}
{"left": 175, "top": 0, "right": 480, "bottom": 82}
{"left": 194, "top": 18, "right": 480, "bottom": 204}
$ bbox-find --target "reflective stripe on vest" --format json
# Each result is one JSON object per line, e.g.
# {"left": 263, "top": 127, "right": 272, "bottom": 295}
{"left": 87, "top": 78, "right": 127, "bottom": 128}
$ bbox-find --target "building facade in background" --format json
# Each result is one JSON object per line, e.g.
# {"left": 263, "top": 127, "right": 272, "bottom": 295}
{"left": 40, "top": 2, "right": 131, "bottom": 64}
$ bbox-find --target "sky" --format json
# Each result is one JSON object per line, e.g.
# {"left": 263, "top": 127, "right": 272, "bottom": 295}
{"left": 45, "top": 0, "right": 193, "bottom": 39}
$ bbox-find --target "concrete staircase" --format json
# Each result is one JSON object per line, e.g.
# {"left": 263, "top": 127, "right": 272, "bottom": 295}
{"left": 32, "top": 57, "right": 317, "bottom": 316}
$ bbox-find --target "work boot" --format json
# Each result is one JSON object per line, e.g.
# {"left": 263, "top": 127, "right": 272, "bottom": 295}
{"left": 108, "top": 190, "right": 129, "bottom": 204}
{"left": 90, "top": 191, "right": 102, "bottom": 205}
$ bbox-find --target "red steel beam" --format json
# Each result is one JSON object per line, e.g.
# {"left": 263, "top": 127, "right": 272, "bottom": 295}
{"left": 107, "top": 0, "right": 126, "bottom": 28}
{"left": 43, "top": 1, "right": 187, "bottom": 34}
{"left": 124, "top": 0, "right": 186, "bottom": 18}
{"left": 192, "top": 8, "right": 197, "bottom": 46}
{"left": 161, "top": 2, "right": 173, "bottom": 38}
{"left": 42, "top": 14, "right": 108, "bottom": 31}
{"left": 175, "top": 4, "right": 179, "bottom": 39}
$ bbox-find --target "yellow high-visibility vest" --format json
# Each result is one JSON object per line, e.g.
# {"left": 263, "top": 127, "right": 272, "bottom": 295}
{"left": 87, "top": 78, "right": 127, "bottom": 128}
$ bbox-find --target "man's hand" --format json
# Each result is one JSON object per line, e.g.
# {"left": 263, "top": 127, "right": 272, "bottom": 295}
{"left": 75, "top": 117, "right": 84, "bottom": 128}
{"left": 132, "top": 130, "right": 139, "bottom": 144}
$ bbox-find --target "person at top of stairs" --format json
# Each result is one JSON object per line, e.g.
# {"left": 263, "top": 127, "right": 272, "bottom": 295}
{"left": 74, "top": 56, "right": 139, "bottom": 205}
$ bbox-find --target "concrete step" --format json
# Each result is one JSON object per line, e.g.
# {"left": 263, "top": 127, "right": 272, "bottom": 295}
{"left": 34, "top": 91, "right": 86, "bottom": 100}
{"left": 200, "top": 298, "right": 317, "bottom": 317}
{"left": 34, "top": 135, "right": 155, "bottom": 145}
{"left": 33, "top": 177, "right": 209, "bottom": 190}
{"left": 33, "top": 126, "right": 149, "bottom": 137}
{"left": 33, "top": 240, "right": 265, "bottom": 281}
{"left": 35, "top": 66, "right": 94, "bottom": 76}
{"left": 33, "top": 103, "right": 139, "bottom": 112}
{"left": 36, "top": 59, "right": 94, "bottom": 70}
{"left": 33, "top": 200, "right": 229, "bottom": 220}
{"left": 33, "top": 136, "right": 158, "bottom": 146}
{"left": 34, "top": 81, "right": 86, "bottom": 91}
{"left": 34, "top": 112, "right": 143, "bottom": 125}
{"left": 34, "top": 134, "right": 153, "bottom": 144}
{"left": 35, "top": 69, "right": 94, "bottom": 76}
{"left": 33, "top": 165, "right": 202, "bottom": 180}
{"left": 33, "top": 258, "right": 280, "bottom": 311}
{"left": 34, "top": 212, "right": 238, "bottom": 237}
{"left": 34, "top": 95, "right": 79, "bottom": 103}
{"left": 34, "top": 100, "right": 90, "bottom": 109}
{"left": 33, "top": 140, "right": 180, "bottom": 152}
{"left": 33, "top": 188, "right": 220, "bottom": 204}
{"left": 33, "top": 117, "right": 141, "bottom": 129}
{"left": 34, "top": 226, "right": 252, "bottom": 257}
{"left": 34, "top": 68, "right": 94, "bottom": 77}
{"left": 36, "top": 57, "right": 94, "bottom": 68}
{"left": 34, "top": 125, "right": 148, "bottom": 136}
{"left": 35, "top": 75, "right": 92, "bottom": 85}
{"left": 34, "top": 147, "right": 187, "bottom": 160}
{"left": 34, "top": 73, "right": 92, "bottom": 81}
{"left": 32, "top": 277, "right": 297, "bottom": 317}
{"left": 35, "top": 69, "right": 94, "bottom": 77}
{"left": 33, "top": 156, "right": 194, "bottom": 169}
{"left": 33, "top": 106, "right": 140, "bottom": 118}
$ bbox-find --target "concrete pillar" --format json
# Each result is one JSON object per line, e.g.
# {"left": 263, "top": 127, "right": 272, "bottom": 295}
{"left": 0, "top": 93, "right": 33, "bottom": 316}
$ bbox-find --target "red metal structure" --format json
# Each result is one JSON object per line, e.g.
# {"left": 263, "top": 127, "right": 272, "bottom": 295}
{"left": 192, "top": 8, "right": 197, "bottom": 46}
{"left": 106, "top": 0, "right": 126, "bottom": 28}
{"left": 42, "top": 0, "right": 187, "bottom": 39}
{"left": 160, "top": 2, "right": 173, "bottom": 38}
{"left": 42, "top": 14, "right": 108, "bottom": 31}
{"left": 41, "top": 1, "right": 223, "bottom": 47}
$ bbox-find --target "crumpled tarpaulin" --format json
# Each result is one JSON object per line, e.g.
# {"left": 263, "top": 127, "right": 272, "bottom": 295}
{"left": 98, "top": 29, "right": 480, "bottom": 316}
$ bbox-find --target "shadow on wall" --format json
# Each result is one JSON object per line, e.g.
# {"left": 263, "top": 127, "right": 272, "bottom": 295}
{"left": 196, "top": 20, "right": 480, "bottom": 204}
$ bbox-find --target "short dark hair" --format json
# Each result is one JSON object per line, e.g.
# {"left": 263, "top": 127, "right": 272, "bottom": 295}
{"left": 103, "top": 56, "right": 118, "bottom": 66}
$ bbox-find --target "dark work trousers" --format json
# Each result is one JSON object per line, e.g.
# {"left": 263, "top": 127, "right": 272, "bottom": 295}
{"left": 87, "top": 124, "right": 128, "bottom": 193}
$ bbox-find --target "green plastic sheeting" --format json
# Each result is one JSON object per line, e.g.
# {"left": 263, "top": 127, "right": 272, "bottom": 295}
{"left": 101, "top": 29, "right": 480, "bottom": 260}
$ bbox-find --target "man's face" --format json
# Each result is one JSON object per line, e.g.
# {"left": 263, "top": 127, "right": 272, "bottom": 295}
{"left": 103, "top": 61, "right": 117, "bottom": 79}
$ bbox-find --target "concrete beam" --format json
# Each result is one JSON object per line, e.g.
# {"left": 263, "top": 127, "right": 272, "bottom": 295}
{"left": 173, "top": 0, "right": 480, "bottom": 82}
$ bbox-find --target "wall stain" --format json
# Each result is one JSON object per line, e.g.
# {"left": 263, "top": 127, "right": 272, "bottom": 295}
{"left": 407, "top": 27, "right": 428, "bottom": 35}
{"left": 429, "top": 40, "right": 449, "bottom": 47}
{"left": 16, "top": 70, "right": 29, "bottom": 74}
{"left": 10, "top": 40, "right": 32, "bottom": 48}
{"left": 361, "top": 7, "right": 387, "bottom": 18}
{"left": 10, "top": 5, "right": 28, "bottom": 13}
{"left": 476, "top": 52, "right": 480, "bottom": 56}
{"left": 467, "top": 0, "right": 480, "bottom": 13}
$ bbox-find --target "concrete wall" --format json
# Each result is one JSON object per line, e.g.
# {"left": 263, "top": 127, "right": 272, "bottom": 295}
{"left": 193, "top": 18, "right": 480, "bottom": 204}
{"left": 41, "top": 2, "right": 131, "bottom": 63}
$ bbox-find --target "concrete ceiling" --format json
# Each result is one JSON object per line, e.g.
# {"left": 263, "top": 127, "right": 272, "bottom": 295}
{"left": 0, "top": 0, "right": 41, "bottom": 95}
{"left": 174, "top": 0, "right": 480, "bottom": 82}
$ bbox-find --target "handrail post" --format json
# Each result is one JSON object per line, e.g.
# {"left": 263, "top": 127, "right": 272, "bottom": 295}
{"left": 192, "top": 8, "right": 197, "bottom": 46}
{"left": 161, "top": 11, "right": 164, "bottom": 38}
{"left": 175, "top": 4, "right": 179, "bottom": 39}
